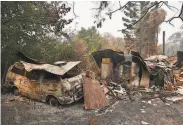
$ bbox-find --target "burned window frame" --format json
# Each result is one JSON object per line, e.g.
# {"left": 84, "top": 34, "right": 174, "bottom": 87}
{"left": 11, "top": 66, "right": 25, "bottom": 76}
{"left": 26, "top": 70, "right": 41, "bottom": 81}
{"left": 39, "top": 70, "right": 60, "bottom": 83}
{"left": 61, "top": 66, "right": 81, "bottom": 79}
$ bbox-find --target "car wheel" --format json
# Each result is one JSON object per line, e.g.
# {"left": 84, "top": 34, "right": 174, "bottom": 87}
{"left": 13, "top": 88, "right": 19, "bottom": 96}
{"left": 49, "top": 97, "right": 59, "bottom": 107}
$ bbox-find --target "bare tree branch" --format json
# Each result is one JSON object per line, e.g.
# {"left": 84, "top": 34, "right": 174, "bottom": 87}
{"left": 106, "top": 2, "right": 130, "bottom": 16}
{"left": 118, "top": 1, "right": 122, "bottom": 8}
{"left": 73, "top": 1, "right": 78, "bottom": 18}
{"left": 163, "top": 1, "right": 179, "bottom": 12}
{"left": 165, "top": 3, "right": 183, "bottom": 26}
{"left": 93, "top": 1, "right": 182, "bottom": 30}
{"left": 158, "top": 2, "right": 164, "bottom": 9}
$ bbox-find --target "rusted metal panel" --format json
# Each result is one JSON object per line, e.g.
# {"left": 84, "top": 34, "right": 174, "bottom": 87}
{"left": 22, "top": 61, "right": 81, "bottom": 75}
{"left": 12, "top": 75, "right": 41, "bottom": 100}
{"left": 83, "top": 76, "right": 108, "bottom": 110}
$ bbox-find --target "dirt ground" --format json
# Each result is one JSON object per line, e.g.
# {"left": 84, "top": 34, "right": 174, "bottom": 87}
{"left": 1, "top": 93, "right": 183, "bottom": 125}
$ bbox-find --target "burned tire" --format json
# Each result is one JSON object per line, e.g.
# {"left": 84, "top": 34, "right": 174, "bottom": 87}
{"left": 13, "top": 87, "right": 19, "bottom": 96}
{"left": 48, "top": 97, "right": 59, "bottom": 107}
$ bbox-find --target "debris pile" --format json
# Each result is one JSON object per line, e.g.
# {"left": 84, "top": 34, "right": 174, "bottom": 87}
{"left": 144, "top": 51, "right": 183, "bottom": 91}
{"left": 91, "top": 50, "right": 183, "bottom": 105}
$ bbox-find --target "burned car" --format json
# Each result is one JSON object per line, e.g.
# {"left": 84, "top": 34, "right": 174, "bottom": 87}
{"left": 5, "top": 58, "right": 84, "bottom": 106}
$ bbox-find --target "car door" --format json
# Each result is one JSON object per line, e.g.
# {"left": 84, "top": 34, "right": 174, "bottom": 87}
{"left": 39, "top": 71, "right": 61, "bottom": 101}
{"left": 24, "top": 70, "right": 41, "bottom": 100}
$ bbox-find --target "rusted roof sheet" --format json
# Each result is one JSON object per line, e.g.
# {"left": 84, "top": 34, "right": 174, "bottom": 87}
{"left": 21, "top": 61, "right": 81, "bottom": 75}
{"left": 83, "top": 76, "right": 108, "bottom": 110}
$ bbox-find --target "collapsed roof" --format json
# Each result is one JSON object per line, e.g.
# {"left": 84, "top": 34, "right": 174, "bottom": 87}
{"left": 91, "top": 49, "right": 148, "bottom": 71}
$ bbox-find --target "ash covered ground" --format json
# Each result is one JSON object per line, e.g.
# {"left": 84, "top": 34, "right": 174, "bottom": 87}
{"left": 2, "top": 93, "right": 183, "bottom": 125}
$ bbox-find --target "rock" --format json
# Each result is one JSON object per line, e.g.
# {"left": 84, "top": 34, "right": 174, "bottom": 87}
{"left": 147, "top": 100, "right": 152, "bottom": 104}
{"left": 141, "top": 121, "right": 149, "bottom": 125}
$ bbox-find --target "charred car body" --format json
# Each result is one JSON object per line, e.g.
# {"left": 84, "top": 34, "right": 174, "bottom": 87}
{"left": 5, "top": 51, "right": 84, "bottom": 106}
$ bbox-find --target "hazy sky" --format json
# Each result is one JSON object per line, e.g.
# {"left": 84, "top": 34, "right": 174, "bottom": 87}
{"left": 66, "top": 1, "right": 182, "bottom": 45}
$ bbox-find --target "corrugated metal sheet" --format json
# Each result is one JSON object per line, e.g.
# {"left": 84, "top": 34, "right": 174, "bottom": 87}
{"left": 21, "top": 61, "right": 81, "bottom": 75}
{"left": 83, "top": 77, "right": 108, "bottom": 110}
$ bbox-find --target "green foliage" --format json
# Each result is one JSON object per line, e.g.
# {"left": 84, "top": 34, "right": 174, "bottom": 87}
{"left": 1, "top": 1, "right": 73, "bottom": 79}
{"left": 122, "top": 2, "right": 152, "bottom": 40}
{"left": 2, "top": 1, "right": 72, "bottom": 49}
{"left": 101, "top": 33, "right": 125, "bottom": 51}
{"left": 122, "top": 2, "right": 138, "bottom": 39}
{"left": 76, "top": 26, "right": 103, "bottom": 54}
{"left": 33, "top": 38, "right": 76, "bottom": 63}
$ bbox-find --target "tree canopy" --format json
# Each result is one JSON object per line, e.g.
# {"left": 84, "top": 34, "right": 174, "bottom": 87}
{"left": 1, "top": 1, "right": 74, "bottom": 79}
{"left": 76, "top": 26, "right": 103, "bottom": 54}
